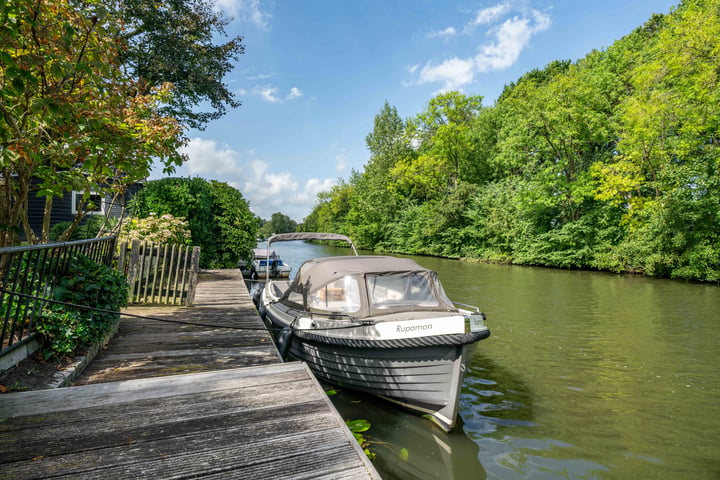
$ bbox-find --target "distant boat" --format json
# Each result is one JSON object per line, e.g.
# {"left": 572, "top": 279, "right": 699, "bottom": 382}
{"left": 253, "top": 232, "right": 491, "bottom": 432}
{"left": 241, "top": 248, "right": 292, "bottom": 279}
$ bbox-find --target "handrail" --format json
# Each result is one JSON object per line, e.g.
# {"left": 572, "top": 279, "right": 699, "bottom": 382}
{"left": 0, "top": 237, "right": 117, "bottom": 366}
{"left": 264, "top": 232, "right": 358, "bottom": 284}
{"left": 452, "top": 302, "right": 481, "bottom": 313}
{"left": 267, "top": 232, "right": 358, "bottom": 255}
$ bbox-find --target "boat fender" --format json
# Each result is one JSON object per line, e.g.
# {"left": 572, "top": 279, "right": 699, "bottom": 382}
{"left": 257, "top": 303, "right": 267, "bottom": 320}
{"left": 277, "top": 326, "right": 294, "bottom": 358}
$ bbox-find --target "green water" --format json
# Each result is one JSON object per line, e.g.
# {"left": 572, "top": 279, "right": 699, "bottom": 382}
{"left": 268, "top": 240, "right": 720, "bottom": 479}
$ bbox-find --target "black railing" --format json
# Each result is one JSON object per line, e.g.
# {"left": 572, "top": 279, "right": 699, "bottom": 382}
{"left": 0, "top": 237, "right": 116, "bottom": 364}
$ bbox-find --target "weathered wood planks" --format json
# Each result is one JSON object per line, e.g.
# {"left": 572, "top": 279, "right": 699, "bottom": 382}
{"left": 0, "top": 269, "right": 381, "bottom": 479}
{"left": 75, "top": 269, "right": 281, "bottom": 384}
{"left": 0, "top": 363, "right": 380, "bottom": 479}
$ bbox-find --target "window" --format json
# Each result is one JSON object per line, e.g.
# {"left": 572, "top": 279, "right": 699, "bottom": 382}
{"left": 71, "top": 191, "right": 105, "bottom": 215}
{"left": 367, "top": 272, "right": 439, "bottom": 309}
{"left": 307, "top": 276, "right": 361, "bottom": 313}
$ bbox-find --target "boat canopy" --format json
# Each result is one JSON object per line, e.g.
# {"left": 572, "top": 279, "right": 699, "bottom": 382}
{"left": 253, "top": 248, "right": 277, "bottom": 259}
{"left": 267, "top": 232, "right": 358, "bottom": 255}
{"left": 278, "top": 256, "right": 456, "bottom": 318}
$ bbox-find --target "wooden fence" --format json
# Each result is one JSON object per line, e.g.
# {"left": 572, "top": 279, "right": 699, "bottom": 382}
{"left": 117, "top": 240, "right": 201, "bottom": 306}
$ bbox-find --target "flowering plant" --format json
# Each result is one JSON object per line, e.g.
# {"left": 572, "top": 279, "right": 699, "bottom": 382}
{"left": 118, "top": 214, "right": 192, "bottom": 246}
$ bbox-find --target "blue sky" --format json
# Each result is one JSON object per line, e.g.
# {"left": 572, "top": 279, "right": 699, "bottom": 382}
{"left": 151, "top": 0, "right": 678, "bottom": 222}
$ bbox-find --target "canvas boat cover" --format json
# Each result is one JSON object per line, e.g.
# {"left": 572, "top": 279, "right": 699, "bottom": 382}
{"left": 268, "top": 232, "right": 354, "bottom": 244}
{"left": 277, "top": 255, "right": 457, "bottom": 318}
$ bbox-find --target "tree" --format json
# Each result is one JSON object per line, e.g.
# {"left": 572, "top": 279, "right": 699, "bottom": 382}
{"left": 300, "top": 180, "right": 353, "bottom": 235}
{"left": 208, "top": 180, "right": 258, "bottom": 266}
{"left": 129, "top": 177, "right": 258, "bottom": 268}
{"left": 0, "top": 1, "right": 184, "bottom": 247}
{"left": 596, "top": 0, "right": 720, "bottom": 279}
{"left": 0, "top": 0, "right": 244, "bottom": 247}
{"left": 391, "top": 92, "right": 483, "bottom": 200}
{"left": 347, "top": 102, "right": 411, "bottom": 249}
{"left": 259, "top": 212, "right": 297, "bottom": 238}
{"left": 110, "top": 0, "right": 243, "bottom": 131}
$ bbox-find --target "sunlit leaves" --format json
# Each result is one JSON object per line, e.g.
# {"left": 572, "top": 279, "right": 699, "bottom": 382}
{"left": 0, "top": 0, "right": 186, "bottom": 246}
{"left": 302, "top": 0, "right": 720, "bottom": 281}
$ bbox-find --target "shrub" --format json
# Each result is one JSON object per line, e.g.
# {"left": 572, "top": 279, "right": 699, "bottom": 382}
{"left": 118, "top": 214, "right": 192, "bottom": 246}
{"left": 35, "top": 255, "right": 129, "bottom": 359}
{"left": 49, "top": 216, "right": 117, "bottom": 242}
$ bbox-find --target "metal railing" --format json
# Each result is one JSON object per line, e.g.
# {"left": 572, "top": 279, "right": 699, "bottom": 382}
{"left": 0, "top": 237, "right": 116, "bottom": 365}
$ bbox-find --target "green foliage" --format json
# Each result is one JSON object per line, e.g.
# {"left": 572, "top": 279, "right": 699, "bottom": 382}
{"left": 345, "top": 419, "right": 376, "bottom": 460}
{"left": 0, "top": 1, "right": 187, "bottom": 247}
{"left": 49, "top": 216, "right": 117, "bottom": 242}
{"left": 259, "top": 212, "right": 297, "bottom": 238}
{"left": 118, "top": 214, "right": 192, "bottom": 246}
{"left": 36, "top": 255, "right": 128, "bottom": 360}
{"left": 302, "top": 0, "right": 720, "bottom": 283}
{"left": 112, "top": 0, "right": 244, "bottom": 131}
{"left": 130, "top": 177, "right": 258, "bottom": 268}
{"left": 208, "top": 180, "right": 258, "bottom": 267}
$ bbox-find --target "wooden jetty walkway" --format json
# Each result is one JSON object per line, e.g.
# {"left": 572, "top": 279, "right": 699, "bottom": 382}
{"left": 0, "top": 270, "right": 381, "bottom": 479}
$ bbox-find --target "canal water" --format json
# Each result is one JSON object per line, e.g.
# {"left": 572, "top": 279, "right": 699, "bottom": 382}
{"left": 261, "top": 239, "right": 720, "bottom": 479}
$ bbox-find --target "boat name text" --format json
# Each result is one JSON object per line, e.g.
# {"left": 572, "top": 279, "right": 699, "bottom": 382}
{"left": 397, "top": 324, "right": 432, "bottom": 334}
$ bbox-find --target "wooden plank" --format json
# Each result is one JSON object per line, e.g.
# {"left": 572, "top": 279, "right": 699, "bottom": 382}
{"left": 2, "top": 397, "right": 332, "bottom": 461}
{"left": 0, "top": 363, "right": 379, "bottom": 479}
{"left": 4, "top": 429, "right": 371, "bottom": 479}
{"left": 0, "top": 362, "right": 308, "bottom": 417}
{"left": 101, "top": 331, "right": 273, "bottom": 349}
{"left": 77, "top": 349, "right": 280, "bottom": 383}
{"left": 2, "top": 376, "right": 323, "bottom": 433}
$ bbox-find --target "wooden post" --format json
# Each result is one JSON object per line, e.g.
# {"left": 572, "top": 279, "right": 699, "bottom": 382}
{"left": 128, "top": 240, "right": 141, "bottom": 303}
{"left": 185, "top": 246, "right": 201, "bottom": 306}
{"left": 117, "top": 241, "right": 127, "bottom": 276}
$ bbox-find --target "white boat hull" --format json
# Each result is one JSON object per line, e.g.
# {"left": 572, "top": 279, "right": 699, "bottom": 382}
{"left": 260, "top": 299, "right": 487, "bottom": 432}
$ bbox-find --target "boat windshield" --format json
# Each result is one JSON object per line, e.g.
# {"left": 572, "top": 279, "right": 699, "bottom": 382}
{"left": 307, "top": 275, "right": 362, "bottom": 313}
{"left": 367, "top": 272, "right": 440, "bottom": 310}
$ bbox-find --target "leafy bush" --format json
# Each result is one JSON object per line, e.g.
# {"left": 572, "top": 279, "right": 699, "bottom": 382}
{"left": 129, "top": 177, "right": 258, "bottom": 268}
{"left": 35, "top": 255, "right": 129, "bottom": 359}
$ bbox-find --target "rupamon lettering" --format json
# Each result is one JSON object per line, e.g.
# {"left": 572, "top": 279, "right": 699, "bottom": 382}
{"left": 396, "top": 324, "right": 432, "bottom": 334}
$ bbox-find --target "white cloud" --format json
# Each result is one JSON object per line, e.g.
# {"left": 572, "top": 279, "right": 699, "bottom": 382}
{"left": 295, "top": 178, "right": 336, "bottom": 205}
{"left": 476, "top": 11, "right": 551, "bottom": 72}
{"left": 257, "top": 86, "right": 280, "bottom": 103}
{"left": 175, "top": 137, "right": 334, "bottom": 221}
{"left": 216, "top": 0, "right": 271, "bottom": 29}
{"left": 419, "top": 57, "right": 476, "bottom": 92}
{"left": 180, "top": 138, "right": 242, "bottom": 176}
{"left": 246, "top": 73, "right": 274, "bottom": 81}
{"left": 417, "top": 6, "right": 551, "bottom": 92}
{"left": 249, "top": 85, "right": 303, "bottom": 103}
{"left": 335, "top": 153, "right": 348, "bottom": 172}
{"left": 471, "top": 3, "right": 511, "bottom": 26}
{"left": 287, "top": 87, "right": 303, "bottom": 100}
{"left": 426, "top": 26, "right": 457, "bottom": 38}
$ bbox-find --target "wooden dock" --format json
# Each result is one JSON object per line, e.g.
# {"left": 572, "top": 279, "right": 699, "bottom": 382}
{"left": 0, "top": 270, "right": 381, "bottom": 479}
{"left": 76, "top": 270, "right": 281, "bottom": 384}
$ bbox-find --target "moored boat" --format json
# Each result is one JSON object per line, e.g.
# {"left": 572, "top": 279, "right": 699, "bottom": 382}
{"left": 254, "top": 232, "right": 490, "bottom": 431}
{"left": 241, "top": 247, "right": 292, "bottom": 279}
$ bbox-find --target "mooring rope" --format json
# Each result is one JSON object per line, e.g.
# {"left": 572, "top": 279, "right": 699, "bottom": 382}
{"left": 0, "top": 288, "right": 368, "bottom": 333}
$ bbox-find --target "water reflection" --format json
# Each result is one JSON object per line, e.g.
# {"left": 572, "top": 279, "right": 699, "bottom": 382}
{"left": 462, "top": 356, "right": 609, "bottom": 479}
{"left": 331, "top": 387, "right": 486, "bottom": 480}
